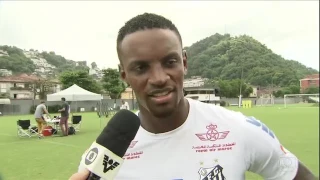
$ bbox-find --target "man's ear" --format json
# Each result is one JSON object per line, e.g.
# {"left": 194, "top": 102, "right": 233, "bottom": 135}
{"left": 183, "top": 50, "right": 188, "bottom": 75}
{"left": 119, "top": 64, "right": 129, "bottom": 84}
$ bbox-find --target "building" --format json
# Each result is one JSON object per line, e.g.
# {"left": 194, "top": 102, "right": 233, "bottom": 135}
{"left": 24, "top": 50, "right": 57, "bottom": 78}
{"left": 184, "top": 87, "right": 220, "bottom": 105}
{"left": 89, "top": 68, "right": 103, "bottom": 79}
{"left": 183, "top": 76, "right": 207, "bottom": 88}
{"left": 0, "top": 69, "right": 13, "bottom": 76}
{"left": 300, "top": 74, "right": 319, "bottom": 93}
{"left": 0, "top": 74, "right": 61, "bottom": 99}
{"left": 249, "top": 86, "right": 258, "bottom": 98}
{"left": 121, "top": 87, "right": 136, "bottom": 99}
{"left": 0, "top": 50, "right": 9, "bottom": 57}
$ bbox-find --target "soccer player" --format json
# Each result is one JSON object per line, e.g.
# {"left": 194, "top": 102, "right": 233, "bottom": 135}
{"left": 70, "top": 13, "right": 316, "bottom": 180}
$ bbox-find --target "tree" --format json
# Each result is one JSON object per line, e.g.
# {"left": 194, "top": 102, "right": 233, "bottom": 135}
{"left": 273, "top": 90, "right": 284, "bottom": 98}
{"left": 216, "top": 79, "right": 253, "bottom": 98}
{"left": 101, "top": 68, "right": 126, "bottom": 100}
{"left": 0, "top": 45, "right": 93, "bottom": 76}
{"left": 59, "top": 70, "right": 102, "bottom": 93}
{"left": 0, "top": 45, "right": 36, "bottom": 74}
{"left": 304, "top": 86, "right": 319, "bottom": 94}
{"left": 32, "top": 79, "right": 56, "bottom": 100}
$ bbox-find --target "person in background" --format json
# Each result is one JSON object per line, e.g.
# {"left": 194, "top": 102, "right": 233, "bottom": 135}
{"left": 58, "top": 97, "right": 69, "bottom": 136}
{"left": 34, "top": 100, "right": 50, "bottom": 139}
{"left": 120, "top": 100, "right": 130, "bottom": 110}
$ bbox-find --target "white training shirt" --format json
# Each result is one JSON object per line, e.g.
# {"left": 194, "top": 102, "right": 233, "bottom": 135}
{"left": 78, "top": 98, "right": 298, "bottom": 180}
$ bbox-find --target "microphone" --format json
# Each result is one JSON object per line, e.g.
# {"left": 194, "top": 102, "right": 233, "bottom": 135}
{"left": 84, "top": 109, "right": 140, "bottom": 180}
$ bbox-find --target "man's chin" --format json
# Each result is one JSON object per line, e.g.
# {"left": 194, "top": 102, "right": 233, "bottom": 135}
{"left": 148, "top": 107, "right": 176, "bottom": 119}
{"left": 146, "top": 100, "right": 176, "bottom": 118}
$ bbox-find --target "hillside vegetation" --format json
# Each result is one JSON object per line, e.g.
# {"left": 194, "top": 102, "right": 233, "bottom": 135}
{"left": 184, "top": 33, "right": 318, "bottom": 87}
{"left": 0, "top": 45, "right": 90, "bottom": 76}
{"left": 0, "top": 46, "right": 36, "bottom": 74}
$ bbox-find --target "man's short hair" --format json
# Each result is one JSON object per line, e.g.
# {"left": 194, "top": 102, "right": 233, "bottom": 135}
{"left": 40, "top": 100, "right": 45, "bottom": 104}
{"left": 116, "top": 13, "right": 183, "bottom": 62}
{"left": 61, "top": 97, "right": 66, "bottom": 101}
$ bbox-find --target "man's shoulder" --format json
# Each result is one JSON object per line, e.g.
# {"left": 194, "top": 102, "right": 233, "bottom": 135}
{"left": 189, "top": 99, "right": 243, "bottom": 118}
{"left": 37, "top": 104, "right": 45, "bottom": 108}
{"left": 187, "top": 99, "right": 249, "bottom": 130}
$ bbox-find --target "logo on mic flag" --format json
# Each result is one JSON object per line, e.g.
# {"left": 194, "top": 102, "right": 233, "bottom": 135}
{"left": 85, "top": 147, "right": 99, "bottom": 165}
{"left": 103, "top": 155, "right": 120, "bottom": 173}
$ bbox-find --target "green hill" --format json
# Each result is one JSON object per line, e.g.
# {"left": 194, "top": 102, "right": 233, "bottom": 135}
{"left": 184, "top": 33, "right": 318, "bottom": 87}
{"left": 0, "top": 45, "right": 90, "bottom": 77}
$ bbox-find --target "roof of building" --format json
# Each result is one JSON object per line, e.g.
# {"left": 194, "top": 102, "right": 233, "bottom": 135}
{"left": 0, "top": 73, "right": 62, "bottom": 84}
{"left": 0, "top": 74, "right": 42, "bottom": 83}
{"left": 300, "top": 74, "right": 319, "bottom": 81}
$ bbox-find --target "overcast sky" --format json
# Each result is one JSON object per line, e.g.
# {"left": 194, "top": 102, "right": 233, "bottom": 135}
{"left": 0, "top": 1, "right": 319, "bottom": 70}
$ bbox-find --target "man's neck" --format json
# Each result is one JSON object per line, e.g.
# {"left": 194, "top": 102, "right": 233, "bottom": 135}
{"left": 139, "top": 98, "right": 189, "bottom": 134}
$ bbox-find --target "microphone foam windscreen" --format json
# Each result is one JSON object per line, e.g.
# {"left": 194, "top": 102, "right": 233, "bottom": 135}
{"left": 96, "top": 109, "right": 140, "bottom": 157}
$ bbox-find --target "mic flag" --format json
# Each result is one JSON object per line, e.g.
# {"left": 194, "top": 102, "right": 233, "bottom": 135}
{"left": 84, "top": 141, "right": 124, "bottom": 179}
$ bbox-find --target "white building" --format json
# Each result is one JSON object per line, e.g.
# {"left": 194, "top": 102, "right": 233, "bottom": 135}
{"left": 0, "top": 50, "right": 9, "bottom": 57}
{"left": 184, "top": 87, "right": 220, "bottom": 105}
{"left": 89, "top": 67, "right": 103, "bottom": 79}
{"left": 0, "top": 69, "right": 12, "bottom": 76}
{"left": 183, "top": 76, "right": 207, "bottom": 88}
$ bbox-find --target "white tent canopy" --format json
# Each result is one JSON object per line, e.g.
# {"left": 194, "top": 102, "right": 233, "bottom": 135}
{"left": 47, "top": 84, "right": 102, "bottom": 101}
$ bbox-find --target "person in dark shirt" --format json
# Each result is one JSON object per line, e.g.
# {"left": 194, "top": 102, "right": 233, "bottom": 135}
{"left": 58, "top": 97, "right": 69, "bottom": 136}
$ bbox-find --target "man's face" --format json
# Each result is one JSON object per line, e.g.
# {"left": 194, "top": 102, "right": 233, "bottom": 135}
{"left": 119, "top": 29, "right": 187, "bottom": 118}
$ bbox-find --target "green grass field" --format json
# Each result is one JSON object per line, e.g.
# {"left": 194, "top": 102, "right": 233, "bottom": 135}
{"left": 0, "top": 105, "right": 318, "bottom": 180}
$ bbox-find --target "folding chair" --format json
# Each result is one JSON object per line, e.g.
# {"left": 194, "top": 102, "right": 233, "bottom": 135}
{"left": 17, "top": 120, "right": 38, "bottom": 138}
{"left": 70, "top": 115, "right": 82, "bottom": 132}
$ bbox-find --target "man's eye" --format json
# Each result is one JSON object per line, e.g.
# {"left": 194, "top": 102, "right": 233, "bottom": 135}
{"left": 135, "top": 65, "right": 146, "bottom": 72}
{"left": 166, "top": 59, "right": 177, "bottom": 65}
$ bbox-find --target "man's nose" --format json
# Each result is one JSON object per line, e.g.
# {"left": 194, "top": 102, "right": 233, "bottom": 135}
{"left": 148, "top": 66, "right": 169, "bottom": 86}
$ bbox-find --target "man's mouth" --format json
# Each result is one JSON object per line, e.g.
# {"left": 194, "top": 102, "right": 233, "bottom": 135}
{"left": 148, "top": 88, "right": 174, "bottom": 104}
{"left": 151, "top": 91, "right": 171, "bottom": 97}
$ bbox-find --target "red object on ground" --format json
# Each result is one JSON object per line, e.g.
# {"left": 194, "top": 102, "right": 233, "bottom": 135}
{"left": 42, "top": 126, "right": 53, "bottom": 136}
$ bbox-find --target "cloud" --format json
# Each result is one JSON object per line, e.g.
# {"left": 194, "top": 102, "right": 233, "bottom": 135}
{"left": 0, "top": 1, "right": 318, "bottom": 70}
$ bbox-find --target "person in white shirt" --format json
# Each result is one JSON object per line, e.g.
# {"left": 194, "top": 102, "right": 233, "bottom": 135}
{"left": 120, "top": 100, "right": 130, "bottom": 110}
{"left": 70, "top": 13, "right": 316, "bottom": 180}
{"left": 34, "top": 100, "right": 50, "bottom": 138}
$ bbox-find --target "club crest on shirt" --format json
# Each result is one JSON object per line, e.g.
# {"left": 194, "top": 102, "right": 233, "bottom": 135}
{"left": 195, "top": 124, "right": 229, "bottom": 141}
{"left": 198, "top": 164, "right": 226, "bottom": 180}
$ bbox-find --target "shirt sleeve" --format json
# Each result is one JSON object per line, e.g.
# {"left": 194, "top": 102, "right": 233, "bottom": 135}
{"left": 242, "top": 116, "right": 299, "bottom": 180}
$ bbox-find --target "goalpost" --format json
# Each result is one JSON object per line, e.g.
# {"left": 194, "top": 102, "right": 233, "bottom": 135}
{"left": 284, "top": 93, "right": 319, "bottom": 108}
